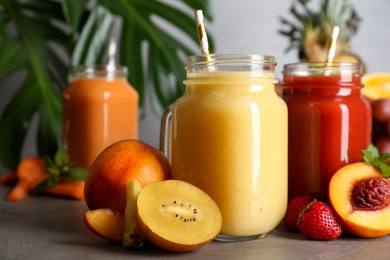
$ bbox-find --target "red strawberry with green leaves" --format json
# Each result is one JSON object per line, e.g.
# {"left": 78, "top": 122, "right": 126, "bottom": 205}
{"left": 297, "top": 200, "right": 342, "bottom": 240}
{"left": 284, "top": 195, "right": 313, "bottom": 231}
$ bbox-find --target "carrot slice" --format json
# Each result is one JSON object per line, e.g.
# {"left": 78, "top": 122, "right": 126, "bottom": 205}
{"left": 6, "top": 156, "right": 85, "bottom": 201}
{"left": 6, "top": 157, "right": 50, "bottom": 202}
{"left": 0, "top": 172, "right": 18, "bottom": 185}
{"left": 6, "top": 182, "right": 30, "bottom": 202}
{"left": 45, "top": 180, "right": 85, "bottom": 200}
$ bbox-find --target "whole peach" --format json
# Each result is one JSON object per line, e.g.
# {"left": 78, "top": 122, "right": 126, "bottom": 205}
{"left": 84, "top": 139, "right": 171, "bottom": 214}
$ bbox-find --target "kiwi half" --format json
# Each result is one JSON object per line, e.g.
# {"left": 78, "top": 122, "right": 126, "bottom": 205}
{"left": 136, "top": 180, "right": 222, "bottom": 252}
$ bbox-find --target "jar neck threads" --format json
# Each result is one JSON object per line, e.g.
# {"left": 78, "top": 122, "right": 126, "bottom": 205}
{"left": 71, "top": 64, "right": 128, "bottom": 79}
{"left": 184, "top": 54, "right": 278, "bottom": 85}
{"left": 283, "top": 62, "right": 363, "bottom": 78}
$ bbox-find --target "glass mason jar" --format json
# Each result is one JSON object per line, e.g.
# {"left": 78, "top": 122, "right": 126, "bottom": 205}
{"left": 282, "top": 62, "right": 372, "bottom": 202}
{"left": 161, "top": 54, "right": 288, "bottom": 241}
{"left": 62, "top": 65, "right": 138, "bottom": 169}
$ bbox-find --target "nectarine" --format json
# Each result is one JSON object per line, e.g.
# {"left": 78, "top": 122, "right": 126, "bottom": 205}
{"left": 84, "top": 139, "right": 171, "bottom": 215}
{"left": 329, "top": 162, "right": 390, "bottom": 238}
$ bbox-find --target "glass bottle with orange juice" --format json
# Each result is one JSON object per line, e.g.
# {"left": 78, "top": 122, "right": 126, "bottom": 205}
{"left": 62, "top": 65, "right": 138, "bottom": 169}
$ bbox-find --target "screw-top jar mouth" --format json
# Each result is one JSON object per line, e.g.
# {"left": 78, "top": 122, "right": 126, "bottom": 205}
{"left": 184, "top": 54, "right": 278, "bottom": 85}
{"left": 71, "top": 64, "right": 128, "bottom": 78}
{"left": 185, "top": 53, "right": 277, "bottom": 75}
{"left": 282, "top": 62, "right": 363, "bottom": 77}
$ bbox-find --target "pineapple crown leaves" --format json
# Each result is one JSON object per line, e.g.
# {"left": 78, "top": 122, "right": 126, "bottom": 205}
{"left": 363, "top": 144, "right": 390, "bottom": 178}
{"left": 279, "top": 0, "right": 361, "bottom": 60}
{"left": 320, "top": 0, "right": 360, "bottom": 39}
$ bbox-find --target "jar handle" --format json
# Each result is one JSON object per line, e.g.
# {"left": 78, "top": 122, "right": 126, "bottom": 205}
{"left": 159, "top": 105, "right": 172, "bottom": 160}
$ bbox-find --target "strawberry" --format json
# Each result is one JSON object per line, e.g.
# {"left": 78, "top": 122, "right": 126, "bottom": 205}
{"left": 284, "top": 195, "right": 313, "bottom": 231}
{"left": 297, "top": 200, "right": 342, "bottom": 240}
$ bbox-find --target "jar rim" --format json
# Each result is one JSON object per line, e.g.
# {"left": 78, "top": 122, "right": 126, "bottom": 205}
{"left": 186, "top": 53, "right": 276, "bottom": 67}
{"left": 185, "top": 53, "right": 277, "bottom": 76}
{"left": 71, "top": 64, "right": 128, "bottom": 78}
{"left": 283, "top": 62, "right": 363, "bottom": 76}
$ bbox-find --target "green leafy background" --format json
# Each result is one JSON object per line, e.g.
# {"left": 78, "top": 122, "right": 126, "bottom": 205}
{"left": 0, "top": 0, "right": 214, "bottom": 171}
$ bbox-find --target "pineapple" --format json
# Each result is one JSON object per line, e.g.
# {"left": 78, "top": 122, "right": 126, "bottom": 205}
{"left": 279, "top": 0, "right": 364, "bottom": 66}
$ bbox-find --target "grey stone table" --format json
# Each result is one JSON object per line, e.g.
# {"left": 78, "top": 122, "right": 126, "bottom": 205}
{"left": 1, "top": 185, "right": 390, "bottom": 260}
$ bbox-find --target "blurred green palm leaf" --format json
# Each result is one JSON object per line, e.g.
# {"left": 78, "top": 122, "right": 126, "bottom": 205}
{"left": 0, "top": 0, "right": 214, "bottom": 170}
{"left": 0, "top": 0, "right": 67, "bottom": 170}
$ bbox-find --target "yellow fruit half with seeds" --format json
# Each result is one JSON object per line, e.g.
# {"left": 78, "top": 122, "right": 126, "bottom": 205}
{"left": 136, "top": 180, "right": 222, "bottom": 252}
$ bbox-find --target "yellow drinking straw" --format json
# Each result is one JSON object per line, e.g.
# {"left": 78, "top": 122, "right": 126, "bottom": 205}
{"left": 194, "top": 10, "right": 210, "bottom": 55}
{"left": 326, "top": 26, "right": 340, "bottom": 63}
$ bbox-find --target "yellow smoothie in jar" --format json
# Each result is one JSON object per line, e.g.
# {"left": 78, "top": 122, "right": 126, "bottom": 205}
{"left": 171, "top": 71, "right": 288, "bottom": 238}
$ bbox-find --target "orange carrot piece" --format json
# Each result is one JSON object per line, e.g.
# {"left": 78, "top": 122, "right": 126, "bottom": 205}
{"left": 6, "top": 182, "right": 30, "bottom": 202}
{"left": 6, "top": 156, "right": 85, "bottom": 201}
{"left": 6, "top": 157, "right": 50, "bottom": 202}
{"left": 0, "top": 172, "right": 18, "bottom": 185}
{"left": 45, "top": 180, "right": 85, "bottom": 200}
{"left": 16, "top": 157, "right": 49, "bottom": 187}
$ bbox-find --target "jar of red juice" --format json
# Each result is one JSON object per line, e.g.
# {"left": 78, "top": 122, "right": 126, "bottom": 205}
{"left": 282, "top": 62, "right": 372, "bottom": 202}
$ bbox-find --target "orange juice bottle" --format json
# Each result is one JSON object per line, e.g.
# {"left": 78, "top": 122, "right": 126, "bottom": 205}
{"left": 62, "top": 65, "right": 138, "bottom": 169}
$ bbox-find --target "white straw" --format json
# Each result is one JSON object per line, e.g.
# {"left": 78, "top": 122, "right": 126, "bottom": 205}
{"left": 194, "top": 10, "right": 210, "bottom": 55}
{"left": 107, "top": 38, "right": 116, "bottom": 71}
{"left": 326, "top": 26, "right": 340, "bottom": 63}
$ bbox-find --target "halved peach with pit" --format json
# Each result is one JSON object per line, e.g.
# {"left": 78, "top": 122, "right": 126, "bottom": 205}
{"left": 329, "top": 162, "right": 390, "bottom": 238}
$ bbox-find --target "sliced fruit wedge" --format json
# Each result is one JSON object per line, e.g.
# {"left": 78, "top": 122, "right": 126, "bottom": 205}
{"left": 136, "top": 180, "right": 222, "bottom": 252}
{"left": 362, "top": 73, "right": 390, "bottom": 101}
{"left": 84, "top": 208, "right": 124, "bottom": 242}
{"left": 329, "top": 162, "right": 390, "bottom": 238}
{"left": 123, "top": 179, "right": 145, "bottom": 247}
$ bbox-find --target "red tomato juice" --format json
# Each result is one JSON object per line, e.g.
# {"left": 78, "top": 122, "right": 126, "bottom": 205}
{"left": 282, "top": 70, "right": 372, "bottom": 201}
